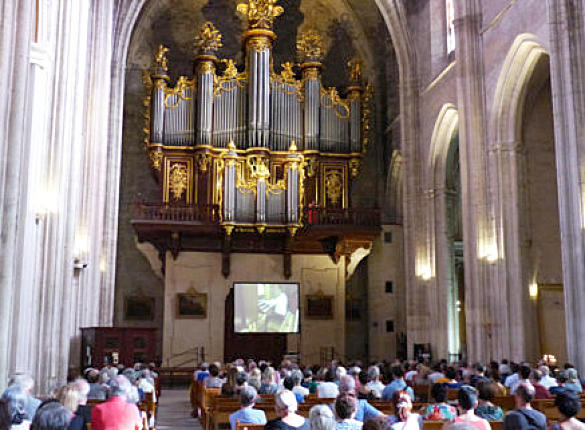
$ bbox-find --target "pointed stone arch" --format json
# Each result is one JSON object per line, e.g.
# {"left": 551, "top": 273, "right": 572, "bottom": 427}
{"left": 426, "top": 104, "right": 461, "bottom": 360}
{"left": 489, "top": 33, "right": 553, "bottom": 360}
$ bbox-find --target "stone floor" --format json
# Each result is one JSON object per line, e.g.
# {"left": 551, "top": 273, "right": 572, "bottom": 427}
{"left": 156, "top": 389, "right": 203, "bottom": 430}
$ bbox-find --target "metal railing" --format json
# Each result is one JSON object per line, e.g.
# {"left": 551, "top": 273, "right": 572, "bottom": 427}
{"left": 133, "top": 202, "right": 221, "bottom": 223}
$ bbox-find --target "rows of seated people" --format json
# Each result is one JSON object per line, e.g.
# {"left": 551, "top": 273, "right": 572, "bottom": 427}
{"left": 191, "top": 358, "right": 585, "bottom": 430}
{"left": 1, "top": 363, "right": 158, "bottom": 430}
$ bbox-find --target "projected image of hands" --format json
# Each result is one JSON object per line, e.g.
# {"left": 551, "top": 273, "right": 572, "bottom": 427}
{"left": 234, "top": 283, "right": 300, "bottom": 333}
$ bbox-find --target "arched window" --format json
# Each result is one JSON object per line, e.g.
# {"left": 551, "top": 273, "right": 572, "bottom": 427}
{"left": 446, "top": 0, "right": 456, "bottom": 55}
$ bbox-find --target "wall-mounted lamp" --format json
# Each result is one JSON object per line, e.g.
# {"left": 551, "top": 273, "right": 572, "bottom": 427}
{"left": 529, "top": 283, "right": 538, "bottom": 299}
{"left": 73, "top": 228, "right": 90, "bottom": 271}
{"left": 416, "top": 264, "right": 433, "bottom": 281}
{"left": 479, "top": 240, "right": 499, "bottom": 263}
{"left": 35, "top": 189, "right": 59, "bottom": 223}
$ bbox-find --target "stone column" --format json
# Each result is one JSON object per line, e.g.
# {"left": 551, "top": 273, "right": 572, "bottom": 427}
{"left": 453, "top": 4, "right": 491, "bottom": 362}
{"left": 0, "top": 0, "right": 33, "bottom": 391}
{"left": 547, "top": 0, "right": 585, "bottom": 372}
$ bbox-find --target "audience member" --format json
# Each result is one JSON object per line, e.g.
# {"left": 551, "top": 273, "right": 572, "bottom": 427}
{"left": 85, "top": 370, "right": 106, "bottom": 401}
{"left": 8, "top": 375, "right": 41, "bottom": 420}
{"left": 528, "top": 370, "right": 552, "bottom": 399}
{"left": 365, "top": 367, "right": 384, "bottom": 399}
{"left": 194, "top": 363, "right": 210, "bottom": 382}
{"left": 550, "top": 390, "right": 585, "bottom": 429}
{"left": 510, "top": 365, "right": 531, "bottom": 395}
{"left": 565, "top": 369, "right": 583, "bottom": 393}
{"left": 249, "top": 368, "right": 262, "bottom": 392}
{"left": 421, "top": 383, "right": 457, "bottom": 421}
{"left": 503, "top": 383, "right": 546, "bottom": 430}
{"left": 356, "top": 373, "right": 374, "bottom": 400}
{"left": 318, "top": 369, "right": 339, "bottom": 399}
{"left": 91, "top": 376, "right": 141, "bottom": 430}
{"left": 259, "top": 367, "right": 279, "bottom": 395}
{"left": 284, "top": 378, "right": 304, "bottom": 404}
{"left": 385, "top": 391, "right": 421, "bottom": 430}
{"left": 291, "top": 371, "right": 309, "bottom": 399}
{"left": 264, "top": 390, "right": 309, "bottom": 430}
{"left": 31, "top": 402, "right": 71, "bottom": 430}
{"left": 381, "top": 367, "right": 414, "bottom": 402}
{"left": 338, "top": 376, "right": 383, "bottom": 422}
{"left": 2, "top": 385, "right": 31, "bottom": 430}
{"left": 309, "top": 405, "right": 335, "bottom": 430}
{"left": 334, "top": 394, "right": 362, "bottom": 430}
{"left": 453, "top": 386, "right": 490, "bottom": 430}
{"left": 228, "top": 386, "right": 267, "bottom": 430}
{"left": 70, "top": 380, "right": 90, "bottom": 430}
{"left": 538, "top": 365, "right": 557, "bottom": 390}
{"left": 475, "top": 383, "right": 503, "bottom": 422}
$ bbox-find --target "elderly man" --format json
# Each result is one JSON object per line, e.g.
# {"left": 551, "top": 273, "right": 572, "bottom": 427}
{"left": 503, "top": 383, "right": 546, "bottom": 430}
{"left": 8, "top": 373, "right": 41, "bottom": 420}
{"left": 538, "top": 365, "right": 557, "bottom": 389}
{"left": 91, "top": 376, "right": 142, "bottom": 430}
{"left": 365, "top": 366, "right": 385, "bottom": 398}
{"left": 72, "top": 378, "right": 92, "bottom": 429}
{"left": 337, "top": 375, "right": 384, "bottom": 422}
{"left": 229, "top": 386, "right": 267, "bottom": 430}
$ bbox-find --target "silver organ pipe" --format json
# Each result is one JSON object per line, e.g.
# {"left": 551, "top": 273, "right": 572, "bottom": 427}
{"left": 350, "top": 98, "right": 361, "bottom": 153}
{"left": 197, "top": 63, "right": 214, "bottom": 146}
{"left": 304, "top": 78, "right": 320, "bottom": 151}
{"left": 151, "top": 82, "right": 165, "bottom": 142}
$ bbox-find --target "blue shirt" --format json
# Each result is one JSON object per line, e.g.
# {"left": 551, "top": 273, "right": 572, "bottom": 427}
{"left": 381, "top": 379, "right": 414, "bottom": 402}
{"left": 229, "top": 408, "right": 267, "bottom": 430}
{"left": 354, "top": 399, "right": 382, "bottom": 422}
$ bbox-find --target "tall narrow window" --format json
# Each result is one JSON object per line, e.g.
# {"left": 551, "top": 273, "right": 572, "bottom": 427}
{"left": 446, "top": 0, "right": 456, "bottom": 55}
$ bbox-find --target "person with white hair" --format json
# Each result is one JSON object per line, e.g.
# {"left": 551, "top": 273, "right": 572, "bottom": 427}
{"left": 318, "top": 369, "right": 339, "bottom": 399}
{"left": 538, "top": 365, "right": 557, "bottom": 389}
{"left": 503, "top": 383, "right": 546, "bottom": 430}
{"left": 291, "top": 370, "right": 309, "bottom": 398}
{"left": 86, "top": 368, "right": 107, "bottom": 400}
{"left": 91, "top": 376, "right": 141, "bottom": 430}
{"left": 1, "top": 385, "right": 30, "bottom": 429}
{"left": 8, "top": 374, "right": 41, "bottom": 420}
{"left": 229, "top": 386, "right": 266, "bottom": 430}
{"left": 265, "top": 390, "right": 309, "bottom": 430}
{"left": 365, "top": 366, "right": 385, "bottom": 399}
{"left": 309, "top": 404, "right": 336, "bottom": 430}
{"left": 71, "top": 378, "right": 92, "bottom": 430}
{"left": 138, "top": 370, "right": 157, "bottom": 402}
{"left": 335, "top": 367, "right": 347, "bottom": 385}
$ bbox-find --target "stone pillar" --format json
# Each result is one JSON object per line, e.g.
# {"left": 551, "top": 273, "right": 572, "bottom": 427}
{"left": 453, "top": 5, "right": 491, "bottom": 362}
{"left": 547, "top": 0, "right": 585, "bottom": 371}
{"left": 0, "top": 0, "right": 33, "bottom": 391}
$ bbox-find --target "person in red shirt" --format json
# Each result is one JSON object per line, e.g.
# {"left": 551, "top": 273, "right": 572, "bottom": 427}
{"left": 529, "top": 370, "right": 552, "bottom": 399}
{"left": 91, "top": 376, "right": 142, "bottom": 430}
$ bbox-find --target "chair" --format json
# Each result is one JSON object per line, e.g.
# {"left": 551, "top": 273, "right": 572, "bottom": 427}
{"left": 490, "top": 421, "right": 504, "bottom": 430}
{"left": 235, "top": 423, "right": 265, "bottom": 430}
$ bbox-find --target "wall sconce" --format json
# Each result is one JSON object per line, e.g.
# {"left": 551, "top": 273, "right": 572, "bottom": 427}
{"left": 479, "top": 240, "right": 499, "bottom": 263}
{"left": 35, "top": 189, "right": 59, "bottom": 222}
{"left": 529, "top": 283, "right": 538, "bottom": 299}
{"left": 99, "top": 255, "right": 106, "bottom": 273}
{"left": 416, "top": 263, "right": 433, "bottom": 281}
{"left": 73, "top": 228, "right": 89, "bottom": 271}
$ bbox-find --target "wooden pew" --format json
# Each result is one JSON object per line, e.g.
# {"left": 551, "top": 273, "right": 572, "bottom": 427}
{"left": 236, "top": 424, "right": 265, "bottom": 430}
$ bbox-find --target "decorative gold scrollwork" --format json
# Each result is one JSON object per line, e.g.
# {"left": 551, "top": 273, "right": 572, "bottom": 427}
{"left": 194, "top": 22, "right": 223, "bottom": 54}
{"left": 321, "top": 87, "right": 350, "bottom": 119}
{"left": 237, "top": 0, "right": 284, "bottom": 29}
{"left": 149, "top": 150, "right": 163, "bottom": 171}
{"left": 305, "top": 158, "right": 319, "bottom": 178}
{"left": 361, "top": 83, "right": 373, "bottom": 154}
{"left": 164, "top": 76, "right": 195, "bottom": 109}
{"left": 247, "top": 37, "right": 272, "bottom": 52}
{"left": 169, "top": 163, "right": 189, "bottom": 200}
{"left": 154, "top": 45, "right": 169, "bottom": 71}
{"left": 325, "top": 170, "right": 343, "bottom": 205}
{"left": 348, "top": 58, "right": 362, "bottom": 84}
{"left": 297, "top": 30, "right": 324, "bottom": 62}
{"left": 195, "top": 153, "right": 213, "bottom": 172}
{"left": 349, "top": 158, "right": 361, "bottom": 179}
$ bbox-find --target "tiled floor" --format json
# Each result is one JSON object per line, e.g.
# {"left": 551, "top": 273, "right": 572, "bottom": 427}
{"left": 156, "top": 389, "right": 202, "bottom": 430}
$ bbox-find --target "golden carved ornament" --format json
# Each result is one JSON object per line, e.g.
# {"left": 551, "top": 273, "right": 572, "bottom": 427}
{"left": 297, "top": 30, "right": 324, "bottom": 62}
{"left": 247, "top": 36, "right": 272, "bottom": 52}
{"left": 280, "top": 62, "right": 297, "bottom": 84}
{"left": 305, "top": 157, "right": 319, "bottom": 178}
{"left": 164, "top": 76, "right": 195, "bottom": 108}
{"left": 361, "top": 83, "right": 373, "bottom": 154}
{"left": 321, "top": 87, "right": 350, "bottom": 119}
{"left": 149, "top": 150, "right": 163, "bottom": 171}
{"left": 325, "top": 170, "right": 343, "bottom": 205}
{"left": 196, "top": 153, "right": 213, "bottom": 172}
{"left": 197, "top": 61, "right": 215, "bottom": 75}
{"left": 248, "top": 156, "right": 271, "bottom": 183}
{"left": 154, "top": 45, "right": 169, "bottom": 71}
{"left": 222, "top": 59, "right": 238, "bottom": 79}
{"left": 237, "top": 0, "right": 284, "bottom": 30}
{"left": 348, "top": 58, "right": 362, "bottom": 83}
{"left": 194, "top": 22, "right": 223, "bottom": 54}
{"left": 169, "top": 163, "right": 189, "bottom": 200}
{"left": 349, "top": 158, "right": 361, "bottom": 178}
{"left": 142, "top": 71, "right": 152, "bottom": 146}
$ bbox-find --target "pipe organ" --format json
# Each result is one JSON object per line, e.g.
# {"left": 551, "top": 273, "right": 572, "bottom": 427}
{"left": 142, "top": 0, "right": 372, "bottom": 236}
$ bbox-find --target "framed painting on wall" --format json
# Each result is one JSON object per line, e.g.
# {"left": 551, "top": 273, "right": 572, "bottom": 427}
{"left": 124, "top": 296, "right": 155, "bottom": 321}
{"left": 305, "top": 295, "right": 334, "bottom": 319}
{"left": 177, "top": 293, "right": 207, "bottom": 319}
